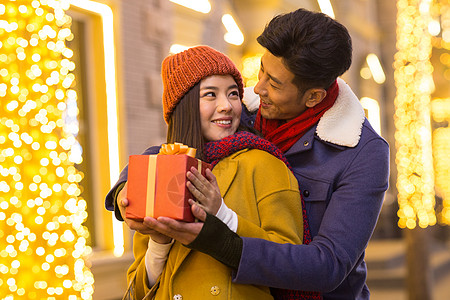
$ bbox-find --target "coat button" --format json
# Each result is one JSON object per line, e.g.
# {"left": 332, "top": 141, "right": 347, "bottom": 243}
{"left": 303, "top": 190, "right": 310, "bottom": 197}
{"left": 210, "top": 285, "right": 221, "bottom": 296}
{"left": 173, "top": 294, "right": 182, "bottom": 300}
{"left": 303, "top": 140, "right": 309, "bottom": 146}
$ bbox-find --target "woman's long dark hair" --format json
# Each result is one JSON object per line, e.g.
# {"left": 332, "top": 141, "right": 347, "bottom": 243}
{"left": 166, "top": 81, "right": 261, "bottom": 160}
{"left": 167, "top": 83, "right": 206, "bottom": 160}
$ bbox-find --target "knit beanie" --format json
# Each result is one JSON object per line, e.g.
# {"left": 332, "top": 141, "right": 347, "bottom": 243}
{"left": 161, "top": 45, "right": 244, "bottom": 123}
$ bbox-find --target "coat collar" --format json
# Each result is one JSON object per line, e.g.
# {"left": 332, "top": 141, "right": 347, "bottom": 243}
{"left": 316, "top": 78, "right": 365, "bottom": 147}
{"left": 243, "top": 78, "right": 365, "bottom": 148}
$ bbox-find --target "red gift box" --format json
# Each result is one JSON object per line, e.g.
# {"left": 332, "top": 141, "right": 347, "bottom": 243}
{"left": 126, "top": 145, "right": 211, "bottom": 222}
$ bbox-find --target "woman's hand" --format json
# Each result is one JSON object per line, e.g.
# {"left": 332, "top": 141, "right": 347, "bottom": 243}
{"left": 140, "top": 217, "right": 173, "bottom": 244}
{"left": 186, "top": 167, "right": 222, "bottom": 215}
{"left": 143, "top": 202, "right": 207, "bottom": 245}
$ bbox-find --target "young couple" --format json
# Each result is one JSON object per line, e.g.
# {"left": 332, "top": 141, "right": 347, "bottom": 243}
{"left": 106, "top": 8, "right": 389, "bottom": 300}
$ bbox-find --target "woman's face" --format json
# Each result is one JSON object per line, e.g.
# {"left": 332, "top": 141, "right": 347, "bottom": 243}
{"left": 199, "top": 75, "right": 242, "bottom": 142}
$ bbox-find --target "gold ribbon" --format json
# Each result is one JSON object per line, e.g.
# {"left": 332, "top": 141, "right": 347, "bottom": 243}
{"left": 145, "top": 156, "right": 158, "bottom": 218}
{"left": 159, "top": 143, "right": 197, "bottom": 158}
{"left": 151, "top": 143, "right": 206, "bottom": 222}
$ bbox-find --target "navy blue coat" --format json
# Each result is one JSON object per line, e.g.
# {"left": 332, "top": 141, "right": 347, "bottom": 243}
{"left": 233, "top": 79, "right": 390, "bottom": 299}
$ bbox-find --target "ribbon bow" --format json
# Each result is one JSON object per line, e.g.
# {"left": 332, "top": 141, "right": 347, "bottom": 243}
{"left": 159, "top": 143, "right": 197, "bottom": 158}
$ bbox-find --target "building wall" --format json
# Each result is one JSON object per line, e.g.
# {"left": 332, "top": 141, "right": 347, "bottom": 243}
{"left": 120, "top": 0, "right": 170, "bottom": 159}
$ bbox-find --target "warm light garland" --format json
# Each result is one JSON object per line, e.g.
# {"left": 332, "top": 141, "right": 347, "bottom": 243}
{"left": 430, "top": 2, "right": 450, "bottom": 226}
{"left": 394, "top": 0, "right": 436, "bottom": 229}
{"left": 431, "top": 99, "right": 450, "bottom": 224}
{"left": 0, "top": 0, "right": 93, "bottom": 298}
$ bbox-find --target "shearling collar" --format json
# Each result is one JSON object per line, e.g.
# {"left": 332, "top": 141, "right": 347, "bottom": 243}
{"left": 316, "top": 78, "right": 365, "bottom": 147}
{"left": 243, "top": 78, "right": 365, "bottom": 148}
{"left": 243, "top": 86, "right": 261, "bottom": 112}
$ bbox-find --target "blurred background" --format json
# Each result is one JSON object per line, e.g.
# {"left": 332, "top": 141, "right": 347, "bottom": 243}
{"left": 0, "top": 0, "right": 449, "bottom": 299}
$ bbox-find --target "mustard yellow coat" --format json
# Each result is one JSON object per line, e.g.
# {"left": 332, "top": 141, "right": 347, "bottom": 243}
{"left": 127, "top": 149, "right": 303, "bottom": 299}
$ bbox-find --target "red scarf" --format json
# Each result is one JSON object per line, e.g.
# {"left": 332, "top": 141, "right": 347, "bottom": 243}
{"left": 203, "top": 131, "right": 291, "bottom": 169}
{"left": 254, "top": 80, "right": 339, "bottom": 153}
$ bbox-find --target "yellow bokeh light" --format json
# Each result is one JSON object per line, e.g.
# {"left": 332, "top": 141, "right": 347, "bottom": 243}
{"left": 394, "top": 0, "right": 437, "bottom": 229}
{"left": 0, "top": 1, "right": 93, "bottom": 298}
{"left": 241, "top": 54, "right": 262, "bottom": 87}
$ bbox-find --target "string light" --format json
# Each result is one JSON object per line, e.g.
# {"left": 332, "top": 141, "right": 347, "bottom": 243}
{"left": 222, "top": 14, "right": 244, "bottom": 46}
{"left": 394, "top": 0, "right": 436, "bottom": 229}
{"left": 0, "top": 0, "right": 93, "bottom": 298}
{"left": 430, "top": 2, "right": 450, "bottom": 226}
{"left": 431, "top": 99, "right": 450, "bottom": 224}
{"left": 423, "top": 0, "right": 450, "bottom": 226}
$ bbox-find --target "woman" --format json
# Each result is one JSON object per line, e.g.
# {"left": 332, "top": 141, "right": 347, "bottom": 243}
{"left": 125, "top": 46, "right": 304, "bottom": 299}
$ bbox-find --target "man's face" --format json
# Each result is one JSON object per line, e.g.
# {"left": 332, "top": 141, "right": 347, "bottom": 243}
{"left": 254, "top": 51, "right": 308, "bottom": 121}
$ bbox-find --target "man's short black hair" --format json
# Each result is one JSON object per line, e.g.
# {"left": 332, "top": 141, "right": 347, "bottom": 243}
{"left": 257, "top": 8, "right": 352, "bottom": 91}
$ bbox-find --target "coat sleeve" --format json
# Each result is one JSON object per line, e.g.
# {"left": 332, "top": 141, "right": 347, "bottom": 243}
{"left": 234, "top": 151, "right": 304, "bottom": 245}
{"left": 236, "top": 189, "right": 303, "bottom": 245}
{"left": 104, "top": 146, "right": 161, "bottom": 217}
{"left": 233, "top": 138, "right": 390, "bottom": 292}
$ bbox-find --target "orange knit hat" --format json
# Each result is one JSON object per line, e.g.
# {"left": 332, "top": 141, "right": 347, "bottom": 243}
{"left": 161, "top": 45, "right": 244, "bottom": 123}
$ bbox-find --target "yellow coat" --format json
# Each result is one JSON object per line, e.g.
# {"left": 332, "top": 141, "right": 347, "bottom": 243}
{"left": 128, "top": 149, "right": 303, "bottom": 299}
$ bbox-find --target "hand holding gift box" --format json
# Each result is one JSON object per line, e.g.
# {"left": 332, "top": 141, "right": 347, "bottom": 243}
{"left": 126, "top": 143, "right": 211, "bottom": 222}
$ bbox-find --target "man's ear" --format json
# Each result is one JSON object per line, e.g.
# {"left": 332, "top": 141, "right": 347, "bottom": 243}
{"left": 305, "top": 88, "right": 327, "bottom": 108}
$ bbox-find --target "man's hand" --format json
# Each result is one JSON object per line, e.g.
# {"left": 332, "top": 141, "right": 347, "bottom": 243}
{"left": 117, "top": 183, "right": 171, "bottom": 243}
{"left": 143, "top": 200, "right": 207, "bottom": 245}
{"left": 186, "top": 167, "right": 222, "bottom": 215}
{"left": 116, "top": 183, "right": 128, "bottom": 221}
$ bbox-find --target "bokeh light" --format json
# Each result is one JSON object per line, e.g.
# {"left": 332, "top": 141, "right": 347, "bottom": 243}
{"left": 0, "top": 0, "right": 94, "bottom": 298}
{"left": 394, "top": 0, "right": 437, "bottom": 229}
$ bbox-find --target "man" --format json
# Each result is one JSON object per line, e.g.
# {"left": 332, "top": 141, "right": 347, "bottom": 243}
{"left": 105, "top": 8, "right": 389, "bottom": 300}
